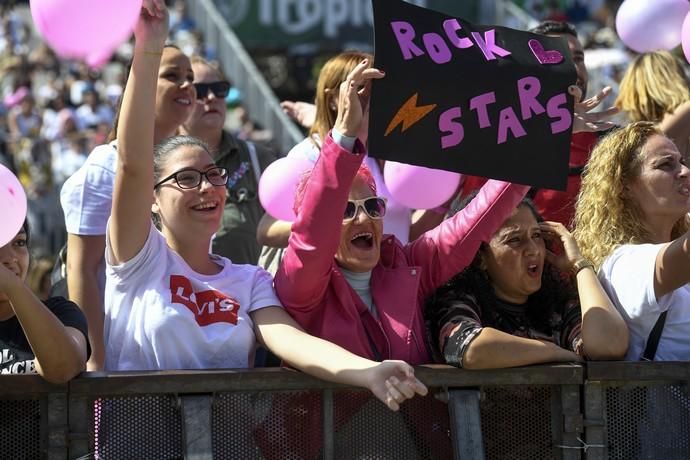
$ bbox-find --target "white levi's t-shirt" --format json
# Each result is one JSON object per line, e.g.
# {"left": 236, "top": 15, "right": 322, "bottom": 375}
{"left": 599, "top": 243, "right": 690, "bottom": 361}
{"left": 104, "top": 223, "right": 281, "bottom": 371}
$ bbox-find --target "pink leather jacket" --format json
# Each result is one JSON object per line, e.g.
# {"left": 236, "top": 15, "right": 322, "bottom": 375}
{"left": 275, "top": 133, "right": 529, "bottom": 365}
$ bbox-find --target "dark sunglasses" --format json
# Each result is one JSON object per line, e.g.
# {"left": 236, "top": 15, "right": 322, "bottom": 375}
{"left": 194, "top": 81, "right": 231, "bottom": 100}
{"left": 344, "top": 197, "right": 387, "bottom": 222}
{"left": 154, "top": 166, "right": 229, "bottom": 189}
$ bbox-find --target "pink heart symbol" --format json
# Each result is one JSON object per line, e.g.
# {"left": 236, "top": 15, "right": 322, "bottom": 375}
{"left": 529, "top": 39, "right": 563, "bottom": 65}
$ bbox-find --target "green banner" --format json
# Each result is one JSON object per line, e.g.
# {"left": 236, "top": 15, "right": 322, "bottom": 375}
{"left": 215, "top": 0, "right": 478, "bottom": 49}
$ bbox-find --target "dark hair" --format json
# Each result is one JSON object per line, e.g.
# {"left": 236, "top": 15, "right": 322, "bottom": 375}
{"left": 107, "top": 44, "right": 182, "bottom": 143}
{"left": 21, "top": 219, "right": 30, "bottom": 246}
{"left": 152, "top": 135, "right": 211, "bottom": 184}
{"left": 529, "top": 20, "right": 578, "bottom": 38}
{"left": 427, "top": 193, "right": 574, "bottom": 335}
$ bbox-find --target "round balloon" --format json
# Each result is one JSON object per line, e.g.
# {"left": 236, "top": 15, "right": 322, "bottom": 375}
{"left": 616, "top": 0, "right": 690, "bottom": 53}
{"left": 682, "top": 12, "right": 690, "bottom": 64}
{"left": 259, "top": 157, "right": 314, "bottom": 222}
{"left": 383, "top": 162, "right": 461, "bottom": 210}
{"left": 30, "top": 0, "right": 141, "bottom": 67}
{"left": 0, "top": 164, "right": 28, "bottom": 247}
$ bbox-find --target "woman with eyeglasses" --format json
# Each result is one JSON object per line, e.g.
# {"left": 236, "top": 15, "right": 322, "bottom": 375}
{"left": 60, "top": 42, "right": 196, "bottom": 371}
{"left": 103, "top": 0, "right": 426, "bottom": 411}
{"left": 180, "top": 56, "right": 279, "bottom": 265}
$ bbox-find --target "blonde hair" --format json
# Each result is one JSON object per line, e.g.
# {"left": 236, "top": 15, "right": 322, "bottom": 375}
{"left": 190, "top": 55, "right": 224, "bottom": 80}
{"left": 615, "top": 51, "right": 690, "bottom": 123}
{"left": 573, "top": 121, "right": 690, "bottom": 269}
{"left": 309, "top": 50, "right": 373, "bottom": 147}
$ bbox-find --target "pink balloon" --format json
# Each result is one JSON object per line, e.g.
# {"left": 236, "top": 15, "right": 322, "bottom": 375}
{"left": 0, "top": 164, "right": 28, "bottom": 247}
{"left": 30, "top": 0, "right": 142, "bottom": 67}
{"left": 383, "top": 162, "right": 461, "bottom": 210}
{"left": 682, "top": 12, "right": 690, "bottom": 65}
{"left": 259, "top": 157, "right": 314, "bottom": 222}
{"left": 616, "top": 0, "right": 690, "bottom": 53}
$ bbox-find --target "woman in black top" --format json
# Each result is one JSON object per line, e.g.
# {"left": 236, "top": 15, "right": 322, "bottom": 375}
{"left": 0, "top": 221, "right": 89, "bottom": 382}
{"left": 426, "top": 195, "right": 627, "bottom": 369}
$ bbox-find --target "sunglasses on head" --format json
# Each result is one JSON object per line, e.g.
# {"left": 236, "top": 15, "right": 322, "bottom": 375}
{"left": 343, "top": 197, "right": 387, "bottom": 222}
{"left": 194, "top": 81, "right": 231, "bottom": 100}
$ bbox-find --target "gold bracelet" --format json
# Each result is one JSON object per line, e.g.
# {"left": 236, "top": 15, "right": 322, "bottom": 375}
{"left": 572, "top": 258, "right": 594, "bottom": 276}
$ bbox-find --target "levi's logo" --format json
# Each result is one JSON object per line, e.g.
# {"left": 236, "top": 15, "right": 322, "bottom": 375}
{"left": 170, "top": 275, "right": 239, "bottom": 326}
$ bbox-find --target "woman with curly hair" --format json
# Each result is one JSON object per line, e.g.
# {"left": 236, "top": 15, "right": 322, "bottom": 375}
{"left": 574, "top": 121, "right": 690, "bottom": 361}
{"left": 616, "top": 51, "right": 690, "bottom": 159}
{"left": 427, "top": 195, "right": 628, "bottom": 369}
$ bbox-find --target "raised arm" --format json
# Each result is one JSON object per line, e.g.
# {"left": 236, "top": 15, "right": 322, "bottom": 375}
{"left": 540, "top": 221, "right": 628, "bottom": 360}
{"left": 658, "top": 100, "right": 690, "bottom": 155}
{"left": 409, "top": 179, "right": 530, "bottom": 296}
{"left": 274, "top": 59, "right": 384, "bottom": 311}
{"left": 109, "top": 0, "right": 168, "bottom": 265}
{"left": 652, "top": 230, "right": 690, "bottom": 299}
{"left": 252, "top": 306, "right": 426, "bottom": 411}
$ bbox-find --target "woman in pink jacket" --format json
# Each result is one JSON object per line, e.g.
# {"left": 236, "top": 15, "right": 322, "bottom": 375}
{"left": 274, "top": 59, "right": 531, "bottom": 365}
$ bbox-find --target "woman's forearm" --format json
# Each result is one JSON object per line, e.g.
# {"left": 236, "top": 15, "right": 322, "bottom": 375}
{"left": 461, "top": 327, "right": 579, "bottom": 369}
{"left": 253, "top": 307, "right": 379, "bottom": 383}
{"left": 7, "top": 282, "right": 86, "bottom": 383}
{"left": 576, "top": 267, "right": 629, "bottom": 360}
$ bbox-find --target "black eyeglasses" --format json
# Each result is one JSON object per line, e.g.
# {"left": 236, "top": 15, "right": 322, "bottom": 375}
{"left": 344, "top": 197, "right": 387, "bottom": 222}
{"left": 194, "top": 81, "right": 231, "bottom": 100}
{"left": 154, "top": 166, "right": 229, "bottom": 189}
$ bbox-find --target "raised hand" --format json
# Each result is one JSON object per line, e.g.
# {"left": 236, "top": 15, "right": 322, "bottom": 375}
{"left": 281, "top": 100, "right": 316, "bottom": 129}
{"left": 134, "top": 0, "right": 169, "bottom": 50}
{"left": 365, "top": 360, "right": 428, "bottom": 411}
{"left": 333, "top": 59, "right": 385, "bottom": 138}
{"left": 539, "top": 221, "right": 583, "bottom": 274}
{"left": 569, "top": 85, "right": 619, "bottom": 133}
{"left": 0, "top": 261, "right": 23, "bottom": 293}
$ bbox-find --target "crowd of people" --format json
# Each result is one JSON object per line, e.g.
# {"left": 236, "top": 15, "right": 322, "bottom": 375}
{"left": 4, "top": 0, "right": 690, "bottom": 454}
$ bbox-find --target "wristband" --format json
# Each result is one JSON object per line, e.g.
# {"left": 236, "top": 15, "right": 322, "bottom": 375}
{"left": 572, "top": 258, "right": 594, "bottom": 276}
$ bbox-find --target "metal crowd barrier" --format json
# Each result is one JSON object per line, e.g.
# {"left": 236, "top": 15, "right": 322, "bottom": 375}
{"left": 10, "top": 362, "right": 690, "bottom": 459}
{"left": 2, "top": 364, "right": 586, "bottom": 459}
{"left": 186, "top": 0, "right": 303, "bottom": 155}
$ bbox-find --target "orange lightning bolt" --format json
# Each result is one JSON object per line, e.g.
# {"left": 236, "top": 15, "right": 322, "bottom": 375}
{"left": 384, "top": 93, "right": 437, "bottom": 137}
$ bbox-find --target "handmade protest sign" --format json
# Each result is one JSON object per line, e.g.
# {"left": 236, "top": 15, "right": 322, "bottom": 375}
{"left": 368, "top": 0, "right": 577, "bottom": 190}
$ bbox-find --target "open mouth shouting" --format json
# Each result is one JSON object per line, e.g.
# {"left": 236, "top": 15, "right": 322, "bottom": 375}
{"left": 350, "top": 232, "right": 374, "bottom": 250}
{"left": 526, "top": 262, "right": 541, "bottom": 278}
